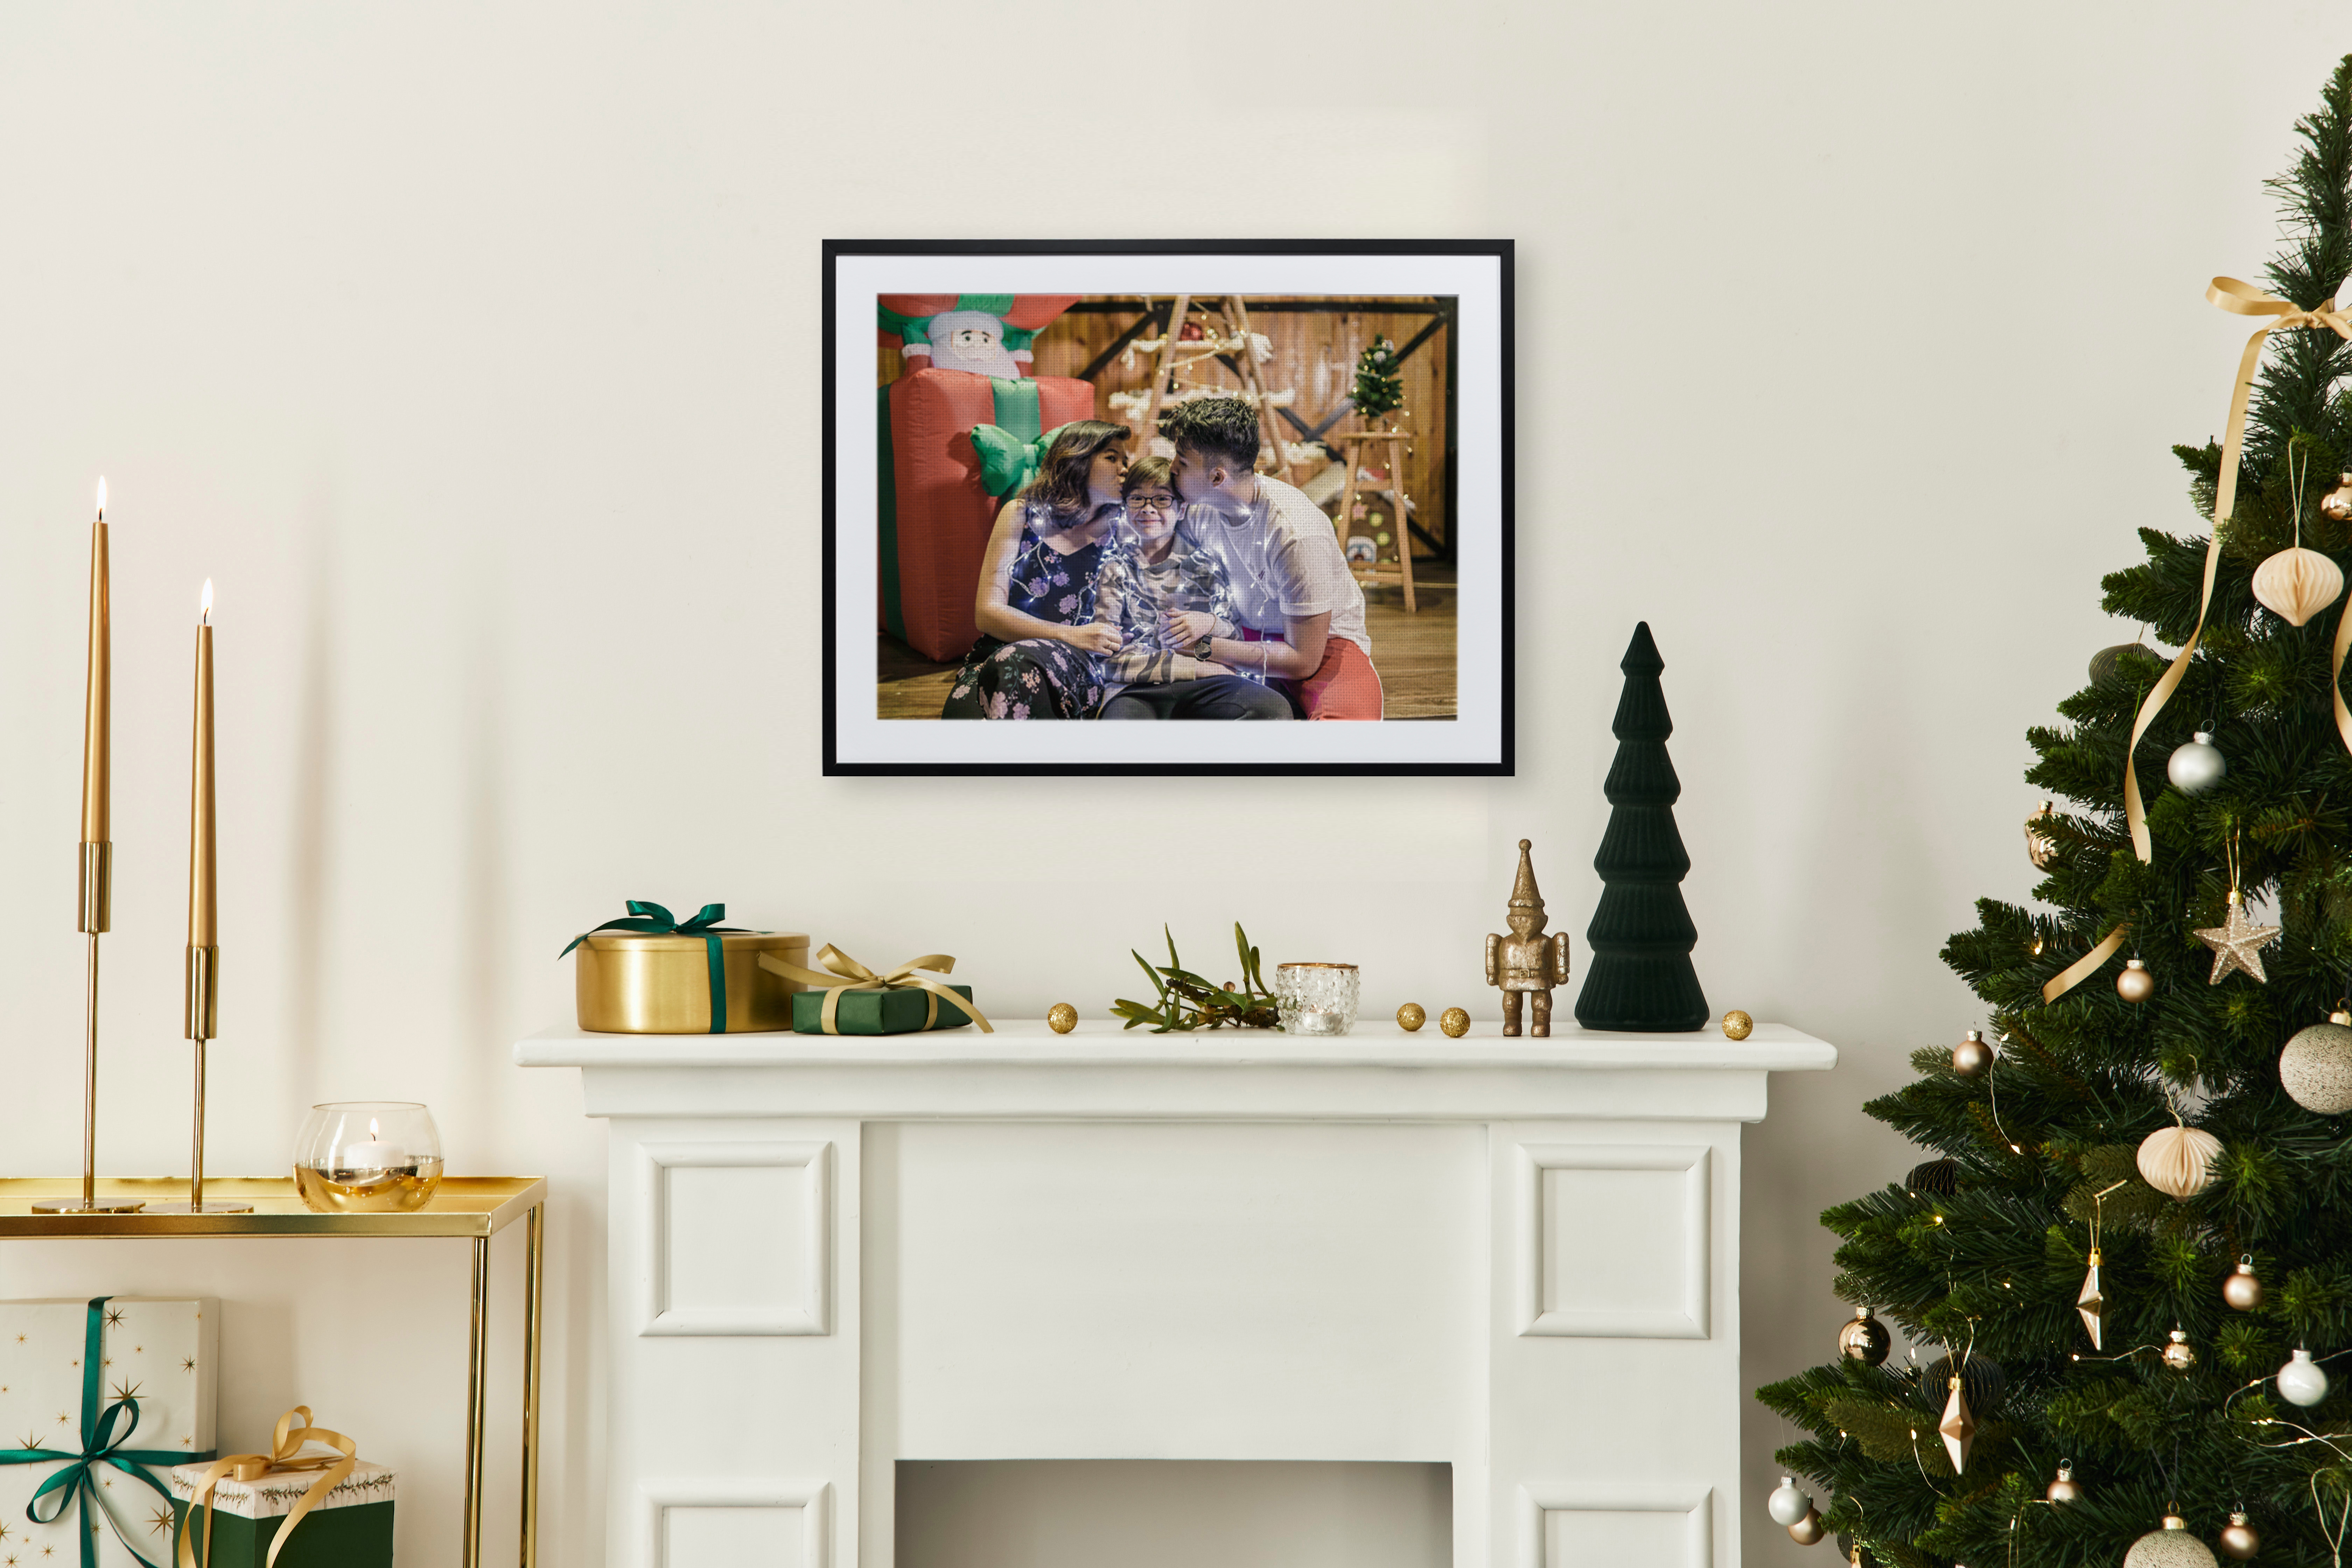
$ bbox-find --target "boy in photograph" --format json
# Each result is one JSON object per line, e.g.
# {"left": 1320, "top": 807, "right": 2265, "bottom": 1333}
{"left": 1162, "top": 398, "right": 1384, "bottom": 720}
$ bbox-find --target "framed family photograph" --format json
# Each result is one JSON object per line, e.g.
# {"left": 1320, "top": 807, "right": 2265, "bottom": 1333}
{"left": 822, "top": 239, "right": 1513, "bottom": 775}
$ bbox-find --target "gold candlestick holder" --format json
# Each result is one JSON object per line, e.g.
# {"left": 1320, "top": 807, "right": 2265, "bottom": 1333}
{"left": 34, "top": 843, "right": 143, "bottom": 1214}
{"left": 144, "top": 945, "right": 251, "bottom": 1215}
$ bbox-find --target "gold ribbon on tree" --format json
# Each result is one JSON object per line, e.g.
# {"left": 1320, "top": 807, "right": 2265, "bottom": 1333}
{"left": 758, "top": 945, "right": 995, "bottom": 1034}
{"left": 2049, "top": 280, "right": 2352, "bottom": 1005}
{"left": 176, "top": 1407, "right": 358, "bottom": 1568}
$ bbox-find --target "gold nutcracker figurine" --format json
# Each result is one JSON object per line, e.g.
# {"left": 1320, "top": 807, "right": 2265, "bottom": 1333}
{"left": 1486, "top": 839, "right": 1571, "bottom": 1037}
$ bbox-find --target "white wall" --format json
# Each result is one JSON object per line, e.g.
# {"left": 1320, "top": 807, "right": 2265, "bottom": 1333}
{"left": 0, "top": 4, "right": 2338, "bottom": 1563}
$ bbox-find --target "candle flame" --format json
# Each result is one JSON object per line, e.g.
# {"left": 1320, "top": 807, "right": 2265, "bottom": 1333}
{"left": 201, "top": 579, "right": 213, "bottom": 624}
{"left": 368, "top": 1117, "right": 380, "bottom": 1140}
{"left": 95, "top": 477, "right": 106, "bottom": 521}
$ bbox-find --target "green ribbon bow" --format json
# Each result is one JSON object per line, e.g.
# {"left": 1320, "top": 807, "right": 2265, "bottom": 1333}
{"left": 971, "top": 419, "right": 1074, "bottom": 499}
{"left": 561, "top": 901, "right": 747, "bottom": 1034}
{"left": 1, "top": 1297, "right": 215, "bottom": 1568}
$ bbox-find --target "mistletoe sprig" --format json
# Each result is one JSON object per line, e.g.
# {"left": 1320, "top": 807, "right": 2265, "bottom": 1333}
{"left": 1112, "top": 923, "right": 1282, "bottom": 1031}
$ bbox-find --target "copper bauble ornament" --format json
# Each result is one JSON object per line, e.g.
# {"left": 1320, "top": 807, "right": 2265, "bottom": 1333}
{"left": 2046, "top": 1462, "right": 2082, "bottom": 1504}
{"left": 2168, "top": 731, "right": 2227, "bottom": 796}
{"left": 2280, "top": 1007, "right": 2352, "bottom": 1114}
{"left": 1787, "top": 1507, "right": 1827, "bottom": 1546}
{"left": 2253, "top": 545, "right": 2346, "bottom": 626}
{"left": 2219, "top": 1511, "right": 2260, "bottom": 1560}
{"left": 1768, "top": 1476, "right": 1812, "bottom": 1526}
{"left": 1438, "top": 1007, "right": 1470, "bottom": 1038}
{"left": 1396, "top": 1003, "right": 1426, "bottom": 1032}
{"left": 2026, "top": 800, "right": 2060, "bottom": 869}
{"left": 1951, "top": 1028, "right": 1993, "bottom": 1077}
{"left": 1906, "top": 1157, "right": 1959, "bottom": 1197}
{"left": 1839, "top": 1306, "right": 1891, "bottom": 1366}
{"left": 2224, "top": 1255, "right": 2263, "bottom": 1311}
{"left": 2163, "top": 1326, "right": 2198, "bottom": 1372}
{"left": 2323, "top": 472, "right": 2352, "bottom": 524}
{"left": 1046, "top": 1003, "right": 1079, "bottom": 1034}
{"left": 2139, "top": 1122, "right": 2223, "bottom": 1198}
{"left": 2118, "top": 957, "right": 2156, "bottom": 1002}
{"left": 2124, "top": 1516, "right": 2220, "bottom": 1568}
{"left": 2091, "top": 642, "right": 2164, "bottom": 691}
{"left": 1722, "top": 1009, "right": 1754, "bottom": 1040}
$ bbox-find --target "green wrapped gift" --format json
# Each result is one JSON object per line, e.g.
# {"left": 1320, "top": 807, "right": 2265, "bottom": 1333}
{"left": 170, "top": 1457, "right": 394, "bottom": 1568}
{"left": 792, "top": 983, "right": 976, "bottom": 1034}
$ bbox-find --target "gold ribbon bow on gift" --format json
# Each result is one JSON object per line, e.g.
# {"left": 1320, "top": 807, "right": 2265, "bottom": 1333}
{"left": 759, "top": 945, "right": 995, "bottom": 1034}
{"left": 176, "top": 1406, "right": 357, "bottom": 1568}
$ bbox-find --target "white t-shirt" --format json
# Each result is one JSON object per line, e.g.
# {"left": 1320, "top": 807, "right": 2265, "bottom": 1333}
{"left": 1183, "top": 476, "right": 1372, "bottom": 658}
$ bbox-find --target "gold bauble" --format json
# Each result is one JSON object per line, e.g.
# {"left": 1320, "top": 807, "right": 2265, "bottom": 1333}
{"left": 1787, "top": 1508, "right": 1827, "bottom": 1546}
{"left": 1838, "top": 1306, "right": 1890, "bottom": 1366}
{"left": 2046, "top": 1463, "right": 2082, "bottom": 1504}
{"left": 2224, "top": 1256, "right": 2263, "bottom": 1311}
{"left": 1439, "top": 1007, "right": 1471, "bottom": 1038}
{"left": 2219, "top": 1511, "right": 2261, "bottom": 1560}
{"left": 2162, "top": 1327, "right": 2198, "bottom": 1372}
{"left": 1396, "top": 1003, "right": 1427, "bottom": 1032}
{"left": 2137, "top": 1123, "right": 2223, "bottom": 1198}
{"left": 2117, "top": 957, "right": 2156, "bottom": 1002}
{"left": 1722, "top": 1009, "right": 1753, "bottom": 1040}
{"left": 1951, "top": 1029, "right": 1992, "bottom": 1077}
{"left": 2026, "top": 800, "right": 2060, "bottom": 869}
{"left": 1046, "top": 1003, "right": 1079, "bottom": 1034}
{"left": 2322, "top": 472, "right": 2352, "bottom": 524}
{"left": 2252, "top": 545, "right": 2346, "bottom": 626}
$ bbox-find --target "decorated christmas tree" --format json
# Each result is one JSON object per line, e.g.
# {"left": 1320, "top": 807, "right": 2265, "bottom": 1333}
{"left": 1756, "top": 58, "right": 2352, "bottom": 1567}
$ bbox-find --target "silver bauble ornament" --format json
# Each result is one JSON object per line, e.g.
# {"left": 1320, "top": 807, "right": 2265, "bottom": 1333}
{"left": 1788, "top": 1507, "right": 1827, "bottom": 1546}
{"left": 2168, "top": 731, "right": 2227, "bottom": 795}
{"left": 2117, "top": 957, "right": 2156, "bottom": 1003}
{"left": 1952, "top": 1029, "right": 1993, "bottom": 1077}
{"left": 1839, "top": 1306, "right": 1891, "bottom": 1366}
{"left": 2123, "top": 1516, "right": 2219, "bottom": 1568}
{"left": 2163, "top": 1326, "right": 2198, "bottom": 1372}
{"left": 1768, "top": 1476, "right": 1813, "bottom": 1526}
{"left": 2025, "top": 801, "right": 2060, "bottom": 869}
{"left": 2278, "top": 1346, "right": 2330, "bottom": 1406}
{"left": 2223, "top": 1256, "right": 2263, "bottom": 1311}
{"left": 2280, "top": 1008, "right": 2352, "bottom": 1115}
{"left": 2045, "top": 1462, "right": 2082, "bottom": 1504}
{"left": 2218, "top": 1512, "right": 2260, "bottom": 1560}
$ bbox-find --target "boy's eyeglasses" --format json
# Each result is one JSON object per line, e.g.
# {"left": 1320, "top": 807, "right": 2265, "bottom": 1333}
{"left": 1126, "top": 494, "right": 1178, "bottom": 513}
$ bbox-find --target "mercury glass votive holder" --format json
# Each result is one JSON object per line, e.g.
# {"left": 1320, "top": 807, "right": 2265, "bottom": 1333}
{"left": 1274, "top": 963, "right": 1360, "bottom": 1035}
{"left": 293, "top": 1101, "right": 445, "bottom": 1213}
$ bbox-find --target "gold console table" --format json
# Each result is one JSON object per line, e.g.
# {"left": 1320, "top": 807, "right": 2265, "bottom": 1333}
{"left": 0, "top": 1175, "right": 546, "bottom": 1568}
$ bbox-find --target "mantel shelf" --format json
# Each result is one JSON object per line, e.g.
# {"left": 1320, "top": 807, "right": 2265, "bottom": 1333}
{"left": 518, "top": 1020, "right": 1836, "bottom": 1123}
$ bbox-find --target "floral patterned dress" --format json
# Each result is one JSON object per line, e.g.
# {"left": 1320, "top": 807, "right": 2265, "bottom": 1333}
{"left": 940, "top": 507, "right": 1107, "bottom": 720}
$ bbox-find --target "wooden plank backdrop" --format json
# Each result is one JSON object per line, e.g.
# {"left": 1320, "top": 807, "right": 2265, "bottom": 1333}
{"left": 874, "top": 296, "right": 1452, "bottom": 559}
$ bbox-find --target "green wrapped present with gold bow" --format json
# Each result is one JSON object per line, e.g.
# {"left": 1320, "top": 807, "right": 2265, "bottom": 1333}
{"left": 763, "top": 946, "right": 993, "bottom": 1035}
{"left": 169, "top": 1408, "right": 390, "bottom": 1568}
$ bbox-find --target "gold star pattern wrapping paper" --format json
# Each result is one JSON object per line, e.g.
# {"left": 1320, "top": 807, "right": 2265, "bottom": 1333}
{"left": 0, "top": 1300, "right": 216, "bottom": 1567}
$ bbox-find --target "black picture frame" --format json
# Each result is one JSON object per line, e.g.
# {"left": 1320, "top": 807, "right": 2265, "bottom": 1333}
{"left": 824, "top": 238, "right": 1514, "bottom": 776}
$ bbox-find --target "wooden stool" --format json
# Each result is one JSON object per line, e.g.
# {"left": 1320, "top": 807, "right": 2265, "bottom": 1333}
{"left": 1333, "top": 429, "right": 1419, "bottom": 614}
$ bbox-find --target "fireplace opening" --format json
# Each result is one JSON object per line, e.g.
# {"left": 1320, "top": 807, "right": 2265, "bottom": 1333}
{"left": 896, "top": 1460, "right": 1454, "bottom": 1568}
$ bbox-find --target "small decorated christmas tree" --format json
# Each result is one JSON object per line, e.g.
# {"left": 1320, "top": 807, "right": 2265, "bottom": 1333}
{"left": 1575, "top": 621, "right": 1709, "bottom": 1031}
{"left": 1352, "top": 335, "right": 1405, "bottom": 426}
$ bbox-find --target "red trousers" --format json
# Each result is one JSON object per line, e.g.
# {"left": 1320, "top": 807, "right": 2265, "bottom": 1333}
{"left": 1237, "top": 630, "right": 1385, "bottom": 720}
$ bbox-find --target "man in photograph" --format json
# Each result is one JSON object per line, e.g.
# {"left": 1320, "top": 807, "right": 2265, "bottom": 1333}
{"left": 1163, "top": 398, "right": 1384, "bottom": 720}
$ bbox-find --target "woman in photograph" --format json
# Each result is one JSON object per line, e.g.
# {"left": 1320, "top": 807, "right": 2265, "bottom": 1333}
{"left": 1084, "top": 458, "right": 1292, "bottom": 720}
{"left": 941, "top": 420, "right": 1130, "bottom": 720}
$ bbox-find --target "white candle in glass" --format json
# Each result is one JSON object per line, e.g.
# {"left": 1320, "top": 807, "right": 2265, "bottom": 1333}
{"left": 339, "top": 1117, "right": 409, "bottom": 1171}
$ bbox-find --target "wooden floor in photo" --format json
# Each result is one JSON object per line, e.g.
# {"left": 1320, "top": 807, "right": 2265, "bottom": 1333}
{"left": 876, "top": 567, "right": 1460, "bottom": 720}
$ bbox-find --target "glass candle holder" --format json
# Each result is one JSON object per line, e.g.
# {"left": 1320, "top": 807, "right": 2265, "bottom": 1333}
{"left": 293, "top": 1102, "right": 444, "bottom": 1213}
{"left": 1274, "top": 963, "right": 1360, "bottom": 1036}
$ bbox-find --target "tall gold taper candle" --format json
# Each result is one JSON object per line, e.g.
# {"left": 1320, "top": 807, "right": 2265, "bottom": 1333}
{"left": 40, "top": 478, "right": 141, "bottom": 1212}
{"left": 189, "top": 580, "right": 216, "bottom": 952}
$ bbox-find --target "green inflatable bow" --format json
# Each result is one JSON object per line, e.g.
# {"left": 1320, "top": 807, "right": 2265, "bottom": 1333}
{"left": 971, "top": 420, "right": 1076, "bottom": 499}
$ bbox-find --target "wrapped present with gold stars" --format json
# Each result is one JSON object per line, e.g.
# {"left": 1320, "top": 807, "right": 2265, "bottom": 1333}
{"left": 0, "top": 1295, "right": 218, "bottom": 1567}
{"left": 169, "top": 1408, "right": 393, "bottom": 1568}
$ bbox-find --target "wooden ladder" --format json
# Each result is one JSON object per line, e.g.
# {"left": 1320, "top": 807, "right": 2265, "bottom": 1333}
{"left": 1332, "top": 428, "right": 1419, "bottom": 614}
{"left": 1135, "top": 296, "right": 1294, "bottom": 475}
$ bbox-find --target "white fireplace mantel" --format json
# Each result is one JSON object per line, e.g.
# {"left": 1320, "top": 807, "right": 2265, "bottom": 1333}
{"left": 520, "top": 1017, "right": 1835, "bottom": 1568}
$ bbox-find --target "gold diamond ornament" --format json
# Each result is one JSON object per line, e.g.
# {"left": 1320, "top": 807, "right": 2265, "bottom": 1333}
{"left": 2077, "top": 1248, "right": 2105, "bottom": 1350}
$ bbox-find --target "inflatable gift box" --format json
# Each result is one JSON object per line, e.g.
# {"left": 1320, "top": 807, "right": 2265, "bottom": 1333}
{"left": 876, "top": 293, "right": 1095, "bottom": 662}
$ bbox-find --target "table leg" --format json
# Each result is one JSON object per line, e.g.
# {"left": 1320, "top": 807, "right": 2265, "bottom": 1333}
{"left": 521, "top": 1201, "right": 545, "bottom": 1568}
{"left": 464, "top": 1233, "right": 490, "bottom": 1568}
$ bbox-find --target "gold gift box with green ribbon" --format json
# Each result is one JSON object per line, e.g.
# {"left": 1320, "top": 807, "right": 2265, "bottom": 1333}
{"left": 564, "top": 901, "right": 809, "bottom": 1034}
